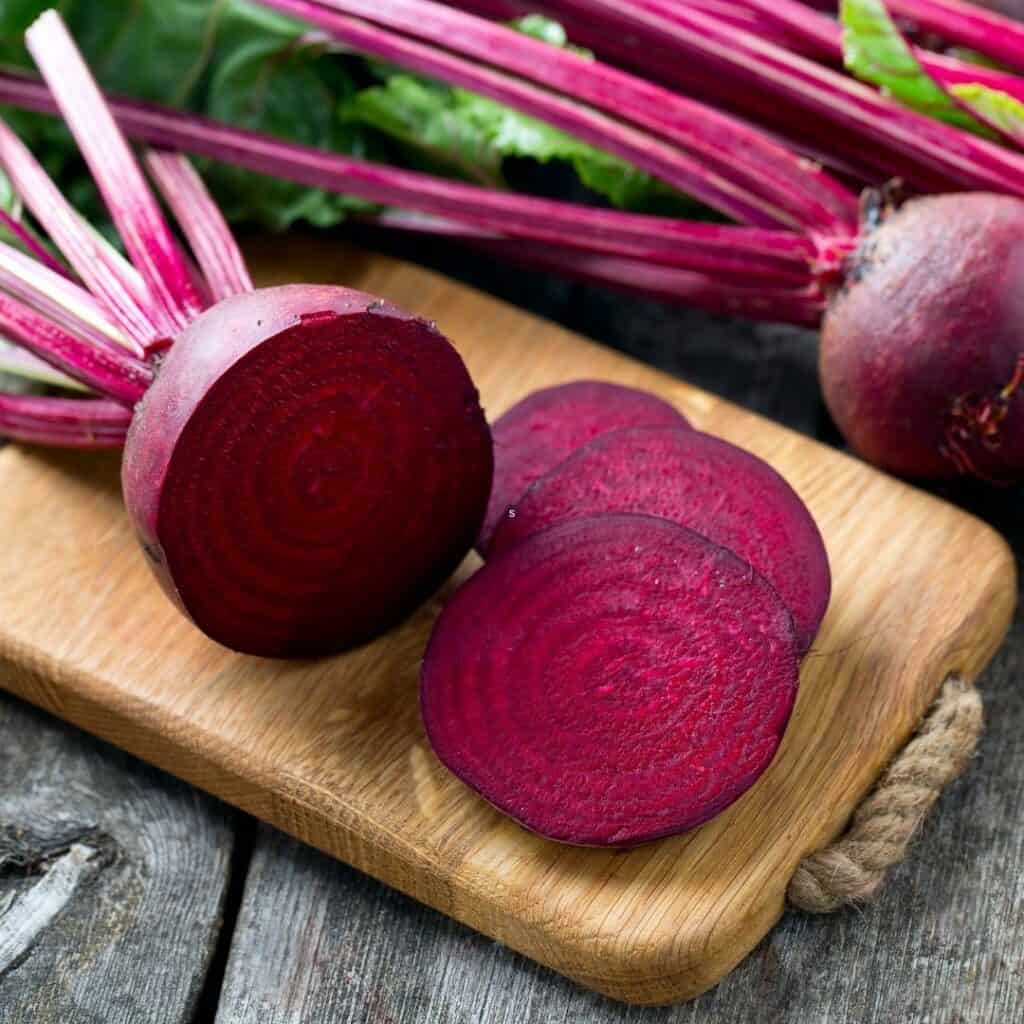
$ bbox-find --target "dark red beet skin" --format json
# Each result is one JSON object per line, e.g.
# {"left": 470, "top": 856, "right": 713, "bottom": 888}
{"left": 421, "top": 514, "right": 800, "bottom": 847}
{"left": 822, "top": 193, "right": 1024, "bottom": 482}
{"left": 489, "top": 427, "right": 830, "bottom": 653}
{"left": 479, "top": 380, "right": 690, "bottom": 553}
{"left": 123, "top": 284, "right": 492, "bottom": 658}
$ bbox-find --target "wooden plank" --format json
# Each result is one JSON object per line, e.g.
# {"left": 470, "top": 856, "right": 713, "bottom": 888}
{"left": 0, "top": 237, "right": 1016, "bottom": 1004}
{"left": 0, "top": 692, "right": 234, "bottom": 1024}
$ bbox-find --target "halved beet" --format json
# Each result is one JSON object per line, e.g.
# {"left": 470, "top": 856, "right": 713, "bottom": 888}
{"left": 123, "top": 284, "right": 492, "bottom": 658}
{"left": 421, "top": 514, "right": 800, "bottom": 847}
{"left": 479, "top": 380, "right": 690, "bottom": 553}
{"left": 489, "top": 427, "right": 829, "bottom": 653}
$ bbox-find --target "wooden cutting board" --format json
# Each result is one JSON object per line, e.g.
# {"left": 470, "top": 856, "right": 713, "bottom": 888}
{"left": 0, "top": 236, "right": 1015, "bottom": 1006}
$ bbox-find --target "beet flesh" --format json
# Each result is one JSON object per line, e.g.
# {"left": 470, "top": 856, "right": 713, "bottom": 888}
{"left": 489, "top": 426, "right": 829, "bottom": 653}
{"left": 479, "top": 380, "right": 690, "bottom": 553}
{"left": 421, "top": 514, "right": 800, "bottom": 846}
{"left": 822, "top": 193, "right": 1024, "bottom": 482}
{"left": 123, "top": 284, "right": 492, "bottom": 658}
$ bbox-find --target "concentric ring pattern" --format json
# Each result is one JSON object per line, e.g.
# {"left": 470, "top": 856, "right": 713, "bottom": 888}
{"left": 422, "top": 514, "right": 800, "bottom": 847}
{"left": 490, "top": 427, "right": 830, "bottom": 653}
{"left": 150, "top": 309, "right": 492, "bottom": 656}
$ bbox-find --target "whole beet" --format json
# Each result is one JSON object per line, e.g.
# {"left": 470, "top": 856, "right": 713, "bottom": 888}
{"left": 821, "top": 193, "right": 1024, "bottom": 481}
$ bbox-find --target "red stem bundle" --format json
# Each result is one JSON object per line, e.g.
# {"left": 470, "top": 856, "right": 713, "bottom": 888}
{"left": 0, "top": 68, "right": 845, "bottom": 301}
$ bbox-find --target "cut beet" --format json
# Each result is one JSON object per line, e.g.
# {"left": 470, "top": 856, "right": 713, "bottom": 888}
{"left": 489, "top": 426, "right": 829, "bottom": 653}
{"left": 123, "top": 284, "right": 493, "bottom": 657}
{"left": 421, "top": 514, "right": 800, "bottom": 847}
{"left": 479, "top": 380, "right": 690, "bottom": 553}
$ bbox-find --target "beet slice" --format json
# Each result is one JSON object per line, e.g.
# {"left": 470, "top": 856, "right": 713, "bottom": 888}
{"left": 479, "top": 380, "right": 690, "bottom": 553}
{"left": 489, "top": 427, "right": 829, "bottom": 653}
{"left": 123, "top": 284, "right": 492, "bottom": 657}
{"left": 421, "top": 514, "right": 800, "bottom": 847}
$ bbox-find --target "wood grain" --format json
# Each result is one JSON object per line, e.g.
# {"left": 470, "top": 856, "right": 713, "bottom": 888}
{"left": 0, "top": 693, "right": 234, "bottom": 1024}
{"left": 0, "top": 237, "right": 1015, "bottom": 1005}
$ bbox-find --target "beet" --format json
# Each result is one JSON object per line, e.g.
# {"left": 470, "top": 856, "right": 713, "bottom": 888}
{"left": 0, "top": 14, "right": 494, "bottom": 658}
{"left": 421, "top": 514, "right": 800, "bottom": 846}
{"left": 489, "top": 426, "right": 829, "bottom": 652}
{"left": 480, "top": 380, "right": 690, "bottom": 552}
{"left": 123, "top": 285, "right": 492, "bottom": 657}
{"left": 821, "top": 193, "right": 1024, "bottom": 482}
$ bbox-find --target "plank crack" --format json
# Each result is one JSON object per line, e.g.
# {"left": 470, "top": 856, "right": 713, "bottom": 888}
{"left": 0, "top": 820, "right": 106, "bottom": 876}
{"left": 0, "top": 843, "right": 101, "bottom": 975}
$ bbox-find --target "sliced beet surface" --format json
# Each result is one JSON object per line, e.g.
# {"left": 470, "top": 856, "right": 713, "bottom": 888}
{"left": 421, "top": 514, "right": 801, "bottom": 847}
{"left": 123, "top": 285, "right": 493, "bottom": 658}
{"left": 479, "top": 380, "right": 690, "bottom": 554}
{"left": 489, "top": 426, "right": 830, "bottom": 653}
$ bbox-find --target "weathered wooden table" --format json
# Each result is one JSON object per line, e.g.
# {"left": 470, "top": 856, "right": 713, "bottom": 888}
{"left": 1, "top": 236, "right": 1021, "bottom": 1024}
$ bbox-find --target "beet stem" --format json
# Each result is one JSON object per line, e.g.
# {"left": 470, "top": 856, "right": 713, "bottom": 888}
{"left": 455, "top": 0, "right": 882, "bottom": 184}
{"left": 0, "top": 208, "right": 71, "bottom": 279}
{"left": 0, "top": 341, "right": 87, "bottom": 390}
{"left": 262, "top": 0, "right": 859, "bottom": 234}
{"left": 0, "top": 68, "right": 843, "bottom": 282}
{"left": 145, "top": 151, "right": 253, "bottom": 302}
{"left": 0, "top": 392, "right": 131, "bottom": 448}
{"left": 0, "top": 292, "right": 150, "bottom": 403}
{"left": 366, "top": 209, "right": 830, "bottom": 324}
{"left": 0, "top": 117, "right": 156, "bottom": 355}
{"left": 524, "top": 0, "right": 1024, "bottom": 196}
{"left": 25, "top": 11, "right": 205, "bottom": 339}
{"left": 0, "top": 238, "right": 136, "bottom": 357}
{"left": 735, "top": 0, "right": 1024, "bottom": 104}
{"left": 887, "top": 0, "right": 1024, "bottom": 74}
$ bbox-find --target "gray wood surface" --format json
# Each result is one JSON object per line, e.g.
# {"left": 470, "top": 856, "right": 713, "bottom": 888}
{"left": 3, "top": 254, "right": 1023, "bottom": 1023}
{"left": 0, "top": 695, "right": 235, "bottom": 1024}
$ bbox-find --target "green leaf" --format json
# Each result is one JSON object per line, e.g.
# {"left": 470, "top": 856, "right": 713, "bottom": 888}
{"left": 949, "top": 83, "right": 1024, "bottom": 143}
{"left": 204, "top": 34, "right": 348, "bottom": 227}
{"left": 343, "top": 76, "right": 700, "bottom": 213}
{"left": 511, "top": 14, "right": 568, "bottom": 48}
{"left": 840, "top": 0, "right": 990, "bottom": 135}
{"left": 0, "top": 0, "right": 50, "bottom": 36}
{"left": 509, "top": 14, "right": 591, "bottom": 58}
{"left": 342, "top": 13, "right": 699, "bottom": 215}
{"left": 343, "top": 77, "right": 506, "bottom": 187}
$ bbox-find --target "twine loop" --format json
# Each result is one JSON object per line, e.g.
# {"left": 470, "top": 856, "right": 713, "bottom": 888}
{"left": 787, "top": 677, "right": 983, "bottom": 914}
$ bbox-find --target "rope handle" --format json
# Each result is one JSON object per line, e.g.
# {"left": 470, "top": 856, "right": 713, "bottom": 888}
{"left": 787, "top": 677, "right": 983, "bottom": 913}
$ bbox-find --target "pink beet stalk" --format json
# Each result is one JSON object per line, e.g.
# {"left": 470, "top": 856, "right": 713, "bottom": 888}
{"left": 0, "top": 69, "right": 842, "bottom": 292}
{"left": 366, "top": 209, "right": 830, "bottom": 325}
{"left": 145, "top": 151, "right": 253, "bottom": 302}
{"left": 0, "top": 119, "right": 156, "bottom": 354}
{"left": 887, "top": 0, "right": 1024, "bottom": 72}
{"left": 0, "top": 292, "right": 150, "bottom": 403}
{"left": 728, "top": 0, "right": 1024, "bottom": 104}
{"left": 262, "top": 0, "right": 859, "bottom": 235}
{"left": 0, "top": 208, "right": 70, "bottom": 278}
{"left": 25, "top": 12, "right": 204, "bottom": 340}
{"left": 512, "top": 0, "right": 1024, "bottom": 193}
{"left": 0, "top": 392, "right": 131, "bottom": 448}
{"left": 0, "top": 238, "right": 136, "bottom": 356}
